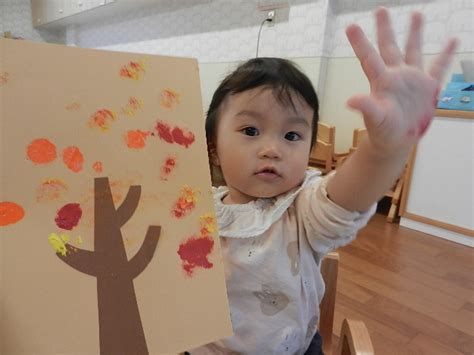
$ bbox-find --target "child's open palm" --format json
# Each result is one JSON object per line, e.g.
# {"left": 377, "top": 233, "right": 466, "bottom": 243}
{"left": 346, "top": 7, "right": 458, "bottom": 156}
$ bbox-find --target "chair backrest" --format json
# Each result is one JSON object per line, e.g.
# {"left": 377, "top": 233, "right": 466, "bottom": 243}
{"left": 309, "top": 123, "right": 336, "bottom": 174}
{"left": 317, "top": 122, "right": 336, "bottom": 145}
{"left": 334, "top": 128, "right": 366, "bottom": 169}
{"left": 309, "top": 140, "right": 334, "bottom": 174}
{"left": 352, "top": 128, "right": 367, "bottom": 149}
{"left": 318, "top": 252, "right": 375, "bottom": 355}
{"left": 319, "top": 252, "right": 339, "bottom": 354}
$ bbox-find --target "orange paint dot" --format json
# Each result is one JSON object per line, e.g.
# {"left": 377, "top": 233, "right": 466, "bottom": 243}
{"left": 36, "top": 179, "right": 68, "bottom": 202}
{"left": 121, "top": 97, "right": 143, "bottom": 116}
{"left": 0, "top": 72, "right": 9, "bottom": 85}
{"left": 172, "top": 186, "right": 198, "bottom": 218}
{"left": 65, "top": 102, "right": 81, "bottom": 111}
{"left": 119, "top": 61, "right": 146, "bottom": 80}
{"left": 27, "top": 138, "right": 57, "bottom": 164}
{"left": 0, "top": 202, "right": 25, "bottom": 226}
{"left": 88, "top": 109, "right": 116, "bottom": 131}
{"left": 92, "top": 161, "right": 103, "bottom": 173}
{"left": 160, "top": 89, "right": 181, "bottom": 109}
{"left": 63, "top": 146, "right": 84, "bottom": 173}
{"left": 124, "top": 130, "right": 150, "bottom": 149}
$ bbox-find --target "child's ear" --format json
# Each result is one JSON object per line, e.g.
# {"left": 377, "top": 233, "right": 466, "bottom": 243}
{"left": 208, "top": 143, "right": 220, "bottom": 166}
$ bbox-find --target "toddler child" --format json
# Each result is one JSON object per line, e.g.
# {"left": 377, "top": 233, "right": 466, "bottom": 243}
{"left": 192, "top": 7, "right": 457, "bottom": 354}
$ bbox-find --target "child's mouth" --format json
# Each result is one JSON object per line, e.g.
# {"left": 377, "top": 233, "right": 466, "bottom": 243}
{"left": 255, "top": 167, "right": 280, "bottom": 180}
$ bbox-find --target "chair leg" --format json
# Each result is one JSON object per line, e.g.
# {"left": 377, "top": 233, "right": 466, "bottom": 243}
{"left": 335, "top": 319, "right": 374, "bottom": 355}
{"left": 386, "top": 175, "right": 404, "bottom": 223}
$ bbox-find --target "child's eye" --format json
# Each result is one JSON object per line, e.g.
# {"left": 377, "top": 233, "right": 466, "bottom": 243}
{"left": 285, "top": 131, "right": 301, "bottom": 141}
{"left": 242, "top": 127, "right": 259, "bottom": 136}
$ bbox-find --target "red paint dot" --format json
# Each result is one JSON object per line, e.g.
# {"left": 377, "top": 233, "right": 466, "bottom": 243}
{"left": 156, "top": 121, "right": 174, "bottom": 144}
{"left": 171, "top": 127, "right": 195, "bottom": 148}
{"left": 160, "top": 156, "right": 177, "bottom": 180}
{"left": 177, "top": 236, "right": 214, "bottom": 276}
{"left": 55, "top": 203, "right": 82, "bottom": 230}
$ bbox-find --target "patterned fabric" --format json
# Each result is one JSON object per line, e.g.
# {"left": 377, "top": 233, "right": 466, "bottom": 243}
{"left": 192, "top": 170, "right": 376, "bottom": 354}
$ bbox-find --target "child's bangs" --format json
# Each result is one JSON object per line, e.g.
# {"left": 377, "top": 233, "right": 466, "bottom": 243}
{"left": 272, "top": 84, "right": 299, "bottom": 112}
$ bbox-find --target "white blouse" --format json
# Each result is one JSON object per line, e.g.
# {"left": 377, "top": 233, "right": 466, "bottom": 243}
{"left": 192, "top": 170, "right": 376, "bottom": 354}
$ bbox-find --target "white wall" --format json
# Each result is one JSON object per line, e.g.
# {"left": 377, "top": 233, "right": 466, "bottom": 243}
{"left": 320, "top": 52, "right": 474, "bottom": 150}
{"left": 2, "top": 0, "right": 473, "bottom": 150}
{"left": 59, "top": 0, "right": 473, "bottom": 59}
{"left": 326, "top": 0, "right": 473, "bottom": 57}
{"left": 65, "top": 0, "right": 330, "bottom": 60}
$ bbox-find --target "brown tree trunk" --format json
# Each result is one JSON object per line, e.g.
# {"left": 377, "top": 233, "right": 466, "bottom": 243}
{"left": 57, "top": 177, "right": 160, "bottom": 354}
{"left": 97, "top": 278, "right": 147, "bottom": 354}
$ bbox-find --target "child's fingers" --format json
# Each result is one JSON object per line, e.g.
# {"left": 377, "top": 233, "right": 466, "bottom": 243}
{"left": 346, "top": 24, "right": 385, "bottom": 83}
{"left": 376, "top": 7, "right": 403, "bottom": 67}
{"left": 404, "top": 12, "right": 423, "bottom": 68}
{"left": 428, "top": 38, "right": 458, "bottom": 84}
{"left": 347, "top": 94, "right": 385, "bottom": 131}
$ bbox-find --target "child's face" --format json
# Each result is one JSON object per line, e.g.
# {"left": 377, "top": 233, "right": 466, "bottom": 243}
{"left": 213, "top": 87, "right": 314, "bottom": 204}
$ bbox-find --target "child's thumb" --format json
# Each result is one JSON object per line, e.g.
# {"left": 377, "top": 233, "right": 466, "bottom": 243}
{"left": 347, "top": 94, "right": 384, "bottom": 131}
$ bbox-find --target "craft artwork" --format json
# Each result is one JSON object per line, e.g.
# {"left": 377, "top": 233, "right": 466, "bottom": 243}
{"left": 0, "top": 38, "right": 232, "bottom": 354}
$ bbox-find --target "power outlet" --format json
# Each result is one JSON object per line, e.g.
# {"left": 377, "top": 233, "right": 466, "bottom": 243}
{"left": 266, "top": 9, "right": 276, "bottom": 25}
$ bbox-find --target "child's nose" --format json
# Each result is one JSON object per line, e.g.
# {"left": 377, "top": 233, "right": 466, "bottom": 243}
{"left": 258, "top": 140, "right": 282, "bottom": 159}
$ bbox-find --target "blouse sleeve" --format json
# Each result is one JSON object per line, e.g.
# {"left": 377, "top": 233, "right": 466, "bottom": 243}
{"left": 295, "top": 172, "right": 376, "bottom": 257}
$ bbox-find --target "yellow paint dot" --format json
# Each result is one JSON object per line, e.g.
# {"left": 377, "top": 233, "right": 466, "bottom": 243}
{"left": 200, "top": 213, "right": 217, "bottom": 234}
{"left": 48, "top": 233, "right": 69, "bottom": 256}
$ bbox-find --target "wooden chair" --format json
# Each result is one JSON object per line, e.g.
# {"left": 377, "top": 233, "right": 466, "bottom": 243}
{"left": 335, "top": 128, "right": 405, "bottom": 223}
{"left": 309, "top": 123, "right": 336, "bottom": 174}
{"left": 318, "top": 252, "right": 374, "bottom": 355}
{"left": 351, "top": 128, "right": 367, "bottom": 151}
{"left": 385, "top": 168, "right": 406, "bottom": 223}
{"left": 335, "top": 128, "right": 367, "bottom": 168}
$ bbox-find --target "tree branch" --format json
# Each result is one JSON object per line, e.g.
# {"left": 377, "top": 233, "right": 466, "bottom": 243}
{"left": 56, "top": 244, "right": 100, "bottom": 277}
{"left": 116, "top": 185, "right": 141, "bottom": 226}
{"left": 128, "top": 225, "right": 161, "bottom": 279}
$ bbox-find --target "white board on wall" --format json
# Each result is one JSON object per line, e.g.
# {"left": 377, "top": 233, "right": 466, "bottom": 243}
{"left": 401, "top": 112, "right": 474, "bottom": 243}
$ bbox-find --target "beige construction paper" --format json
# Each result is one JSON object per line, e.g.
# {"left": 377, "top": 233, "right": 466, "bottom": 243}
{"left": 0, "top": 38, "right": 232, "bottom": 354}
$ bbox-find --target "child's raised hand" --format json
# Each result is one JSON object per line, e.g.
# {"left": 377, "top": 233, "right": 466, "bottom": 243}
{"left": 346, "top": 7, "right": 457, "bottom": 157}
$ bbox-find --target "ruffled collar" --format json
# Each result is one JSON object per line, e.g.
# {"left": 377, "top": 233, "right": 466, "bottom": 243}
{"left": 213, "top": 169, "right": 321, "bottom": 238}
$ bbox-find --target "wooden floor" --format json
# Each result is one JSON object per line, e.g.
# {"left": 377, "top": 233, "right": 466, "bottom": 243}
{"left": 331, "top": 213, "right": 474, "bottom": 355}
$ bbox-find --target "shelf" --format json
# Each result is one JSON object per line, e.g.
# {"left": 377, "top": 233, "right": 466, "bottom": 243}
{"left": 30, "top": 0, "right": 159, "bottom": 29}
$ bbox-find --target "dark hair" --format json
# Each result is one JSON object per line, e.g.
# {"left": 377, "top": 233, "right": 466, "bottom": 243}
{"left": 205, "top": 57, "right": 319, "bottom": 153}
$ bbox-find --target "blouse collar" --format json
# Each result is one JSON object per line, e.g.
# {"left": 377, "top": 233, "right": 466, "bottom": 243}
{"left": 213, "top": 169, "right": 321, "bottom": 238}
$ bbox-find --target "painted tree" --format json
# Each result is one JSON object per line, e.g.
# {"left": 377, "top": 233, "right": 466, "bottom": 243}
{"left": 0, "top": 41, "right": 225, "bottom": 353}
{"left": 1, "top": 98, "right": 199, "bottom": 352}
{"left": 0, "top": 102, "right": 173, "bottom": 353}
